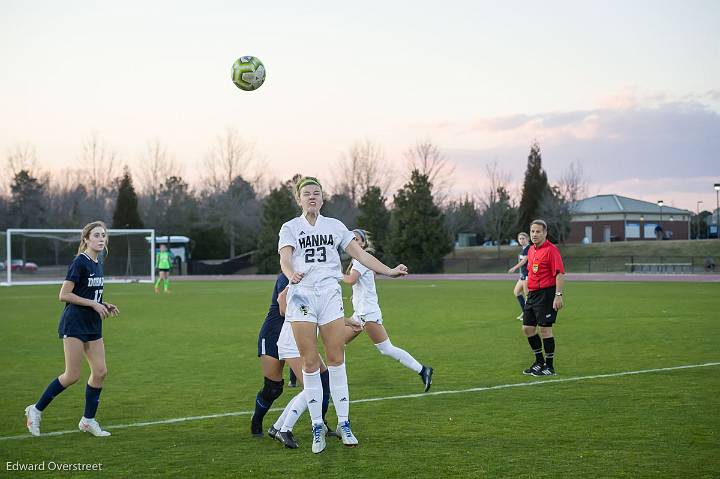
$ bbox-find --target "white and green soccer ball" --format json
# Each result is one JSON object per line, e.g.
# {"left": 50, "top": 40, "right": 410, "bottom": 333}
{"left": 231, "top": 56, "right": 265, "bottom": 91}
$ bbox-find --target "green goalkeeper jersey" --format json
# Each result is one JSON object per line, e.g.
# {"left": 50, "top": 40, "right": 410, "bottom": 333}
{"left": 156, "top": 251, "right": 173, "bottom": 270}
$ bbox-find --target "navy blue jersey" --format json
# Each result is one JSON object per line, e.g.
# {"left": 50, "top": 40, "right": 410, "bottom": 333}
{"left": 520, "top": 244, "right": 531, "bottom": 277}
{"left": 58, "top": 253, "right": 104, "bottom": 337}
{"left": 257, "top": 273, "right": 289, "bottom": 358}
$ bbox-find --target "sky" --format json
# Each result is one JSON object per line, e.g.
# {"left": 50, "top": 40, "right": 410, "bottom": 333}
{"left": 1, "top": 0, "right": 719, "bottom": 212}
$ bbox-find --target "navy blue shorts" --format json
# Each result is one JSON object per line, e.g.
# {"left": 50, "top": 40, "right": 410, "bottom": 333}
{"left": 257, "top": 320, "right": 283, "bottom": 359}
{"left": 157, "top": 268, "right": 170, "bottom": 272}
{"left": 60, "top": 333, "right": 102, "bottom": 342}
{"left": 519, "top": 274, "right": 527, "bottom": 281}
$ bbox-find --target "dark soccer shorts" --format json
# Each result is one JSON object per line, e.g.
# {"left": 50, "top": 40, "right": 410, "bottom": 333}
{"left": 523, "top": 287, "right": 558, "bottom": 327}
{"left": 59, "top": 333, "right": 102, "bottom": 342}
{"left": 257, "top": 319, "right": 283, "bottom": 359}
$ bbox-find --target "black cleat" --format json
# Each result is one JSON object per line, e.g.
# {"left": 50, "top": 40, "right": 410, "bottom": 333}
{"left": 267, "top": 425, "right": 279, "bottom": 440}
{"left": 324, "top": 420, "right": 340, "bottom": 438}
{"left": 420, "top": 366, "right": 434, "bottom": 392}
{"left": 251, "top": 415, "right": 263, "bottom": 437}
{"left": 523, "top": 362, "right": 544, "bottom": 376}
{"left": 278, "top": 430, "right": 299, "bottom": 449}
{"left": 532, "top": 365, "right": 557, "bottom": 377}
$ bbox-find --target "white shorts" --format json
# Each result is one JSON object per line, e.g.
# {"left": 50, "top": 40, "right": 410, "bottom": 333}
{"left": 277, "top": 321, "right": 300, "bottom": 360}
{"left": 353, "top": 310, "right": 383, "bottom": 325}
{"left": 285, "top": 282, "right": 345, "bottom": 326}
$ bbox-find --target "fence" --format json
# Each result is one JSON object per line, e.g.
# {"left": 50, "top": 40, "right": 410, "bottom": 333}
{"left": 443, "top": 256, "right": 719, "bottom": 274}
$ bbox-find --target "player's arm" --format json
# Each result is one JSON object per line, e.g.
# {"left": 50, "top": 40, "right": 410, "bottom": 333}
{"left": 279, "top": 246, "right": 304, "bottom": 284}
{"left": 509, "top": 256, "right": 528, "bottom": 273}
{"left": 59, "top": 281, "right": 109, "bottom": 319}
{"left": 342, "top": 270, "right": 361, "bottom": 285}
{"left": 345, "top": 241, "right": 408, "bottom": 278}
{"left": 278, "top": 287, "right": 289, "bottom": 316}
{"left": 553, "top": 273, "right": 565, "bottom": 311}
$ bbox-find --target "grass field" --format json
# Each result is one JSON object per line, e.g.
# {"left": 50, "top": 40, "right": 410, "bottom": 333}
{"left": 1, "top": 279, "right": 718, "bottom": 478}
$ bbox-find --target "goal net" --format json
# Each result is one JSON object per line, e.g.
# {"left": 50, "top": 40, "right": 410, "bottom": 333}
{"left": 2, "top": 229, "right": 156, "bottom": 286}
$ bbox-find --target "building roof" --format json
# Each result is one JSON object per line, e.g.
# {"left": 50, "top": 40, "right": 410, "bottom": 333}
{"left": 572, "top": 194, "right": 690, "bottom": 215}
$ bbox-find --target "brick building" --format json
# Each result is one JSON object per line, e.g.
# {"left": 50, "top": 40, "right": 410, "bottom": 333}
{"left": 569, "top": 195, "right": 690, "bottom": 243}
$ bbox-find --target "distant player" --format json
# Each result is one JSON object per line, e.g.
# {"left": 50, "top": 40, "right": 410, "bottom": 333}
{"left": 508, "top": 232, "right": 530, "bottom": 320}
{"left": 154, "top": 244, "right": 173, "bottom": 293}
{"left": 522, "top": 220, "right": 565, "bottom": 377}
{"left": 279, "top": 176, "right": 407, "bottom": 453}
{"left": 342, "top": 229, "right": 433, "bottom": 391}
{"left": 24, "top": 221, "right": 120, "bottom": 437}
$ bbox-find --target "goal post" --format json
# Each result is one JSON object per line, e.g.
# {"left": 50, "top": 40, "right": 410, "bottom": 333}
{"left": 2, "top": 228, "right": 156, "bottom": 286}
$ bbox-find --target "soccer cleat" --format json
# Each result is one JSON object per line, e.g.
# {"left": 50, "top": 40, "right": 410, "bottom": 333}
{"left": 420, "top": 366, "right": 434, "bottom": 392}
{"left": 278, "top": 430, "right": 299, "bottom": 449}
{"left": 311, "top": 423, "right": 326, "bottom": 453}
{"left": 324, "top": 420, "right": 339, "bottom": 438}
{"left": 24, "top": 405, "right": 41, "bottom": 437}
{"left": 267, "top": 425, "right": 279, "bottom": 440}
{"left": 78, "top": 417, "right": 111, "bottom": 437}
{"left": 522, "top": 362, "right": 544, "bottom": 376}
{"left": 336, "top": 420, "right": 359, "bottom": 447}
{"left": 251, "top": 415, "right": 264, "bottom": 437}
{"left": 532, "top": 365, "right": 557, "bottom": 377}
{"left": 516, "top": 313, "right": 524, "bottom": 321}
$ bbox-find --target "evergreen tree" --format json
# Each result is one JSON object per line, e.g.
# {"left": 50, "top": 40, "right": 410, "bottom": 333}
{"left": 482, "top": 186, "right": 517, "bottom": 256}
{"left": 322, "top": 192, "right": 358, "bottom": 228}
{"left": 517, "top": 141, "right": 548, "bottom": 232}
{"left": 445, "top": 196, "right": 483, "bottom": 244}
{"left": 255, "top": 182, "right": 299, "bottom": 274}
{"left": 387, "top": 170, "right": 452, "bottom": 273}
{"left": 112, "top": 167, "right": 144, "bottom": 228}
{"left": 9, "top": 170, "right": 47, "bottom": 228}
{"left": 357, "top": 186, "right": 390, "bottom": 261}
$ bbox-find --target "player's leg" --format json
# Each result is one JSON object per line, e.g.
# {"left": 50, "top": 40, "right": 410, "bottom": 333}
{"left": 161, "top": 271, "right": 170, "bottom": 293}
{"left": 79, "top": 338, "right": 110, "bottom": 436}
{"left": 522, "top": 293, "right": 545, "bottom": 375}
{"left": 251, "top": 354, "right": 284, "bottom": 437}
{"left": 292, "top": 320, "right": 326, "bottom": 452}
{"left": 365, "top": 321, "right": 433, "bottom": 391}
{"left": 534, "top": 326, "right": 556, "bottom": 376}
{"left": 26, "top": 337, "right": 84, "bottom": 436}
{"left": 514, "top": 279, "right": 526, "bottom": 319}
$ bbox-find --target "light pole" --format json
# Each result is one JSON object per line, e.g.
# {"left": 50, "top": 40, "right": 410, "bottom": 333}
{"left": 715, "top": 184, "right": 720, "bottom": 239}
{"left": 657, "top": 200, "right": 664, "bottom": 239}
{"left": 696, "top": 201, "right": 703, "bottom": 240}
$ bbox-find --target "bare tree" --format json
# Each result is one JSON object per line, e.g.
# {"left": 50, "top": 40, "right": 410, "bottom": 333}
{"left": 403, "top": 139, "right": 456, "bottom": 203}
{"left": 81, "top": 133, "right": 117, "bottom": 200}
{"left": 135, "top": 139, "right": 180, "bottom": 201}
{"left": 202, "top": 128, "right": 259, "bottom": 192}
{"left": 558, "top": 160, "right": 588, "bottom": 205}
{"left": 481, "top": 162, "right": 517, "bottom": 257}
{"left": 7, "top": 143, "right": 40, "bottom": 177}
{"left": 333, "top": 139, "right": 393, "bottom": 203}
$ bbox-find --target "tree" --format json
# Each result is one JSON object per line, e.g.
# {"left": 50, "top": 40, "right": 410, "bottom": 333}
{"left": 444, "top": 196, "right": 483, "bottom": 245}
{"left": 81, "top": 134, "right": 117, "bottom": 201}
{"left": 156, "top": 176, "right": 199, "bottom": 236}
{"left": 481, "top": 163, "right": 517, "bottom": 256}
{"left": 323, "top": 192, "right": 358, "bottom": 228}
{"left": 517, "top": 141, "right": 549, "bottom": 232}
{"left": 112, "top": 167, "right": 144, "bottom": 228}
{"left": 255, "top": 182, "right": 299, "bottom": 273}
{"left": 403, "top": 139, "right": 456, "bottom": 204}
{"left": 9, "top": 170, "right": 47, "bottom": 228}
{"left": 387, "top": 170, "right": 452, "bottom": 273}
{"left": 333, "top": 140, "right": 393, "bottom": 203}
{"left": 558, "top": 160, "right": 588, "bottom": 205}
{"left": 136, "top": 139, "right": 180, "bottom": 228}
{"left": 692, "top": 210, "right": 712, "bottom": 239}
{"left": 357, "top": 186, "right": 391, "bottom": 261}
{"left": 539, "top": 185, "right": 572, "bottom": 244}
{"left": 202, "top": 128, "right": 258, "bottom": 192}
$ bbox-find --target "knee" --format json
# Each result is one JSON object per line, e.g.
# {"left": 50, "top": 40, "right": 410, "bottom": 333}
{"left": 374, "top": 339, "right": 392, "bottom": 356}
{"left": 61, "top": 371, "right": 80, "bottom": 386}
{"left": 260, "top": 377, "right": 284, "bottom": 402}
{"left": 522, "top": 326, "right": 536, "bottom": 337}
{"left": 539, "top": 328, "right": 553, "bottom": 339}
{"left": 92, "top": 367, "right": 108, "bottom": 382}
{"left": 303, "top": 357, "right": 322, "bottom": 373}
{"left": 325, "top": 348, "right": 345, "bottom": 367}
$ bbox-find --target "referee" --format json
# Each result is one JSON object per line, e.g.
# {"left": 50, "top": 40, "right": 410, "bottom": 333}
{"left": 521, "top": 219, "right": 565, "bottom": 377}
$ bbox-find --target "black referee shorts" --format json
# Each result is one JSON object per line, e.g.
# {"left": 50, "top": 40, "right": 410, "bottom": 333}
{"left": 523, "top": 286, "right": 558, "bottom": 327}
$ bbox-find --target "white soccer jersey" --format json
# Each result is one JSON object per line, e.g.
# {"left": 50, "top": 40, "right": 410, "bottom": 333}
{"left": 278, "top": 214, "right": 355, "bottom": 287}
{"left": 350, "top": 259, "right": 381, "bottom": 315}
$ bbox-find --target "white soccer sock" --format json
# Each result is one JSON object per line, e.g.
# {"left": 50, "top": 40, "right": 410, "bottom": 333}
{"left": 272, "top": 396, "right": 293, "bottom": 431}
{"left": 328, "top": 363, "right": 350, "bottom": 423}
{"left": 375, "top": 339, "right": 423, "bottom": 373}
{"left": 302, "top": 369, "right": 324, "bottom": 426}
{"left": 281, "top": 390, "right": 309, "bottom": 432}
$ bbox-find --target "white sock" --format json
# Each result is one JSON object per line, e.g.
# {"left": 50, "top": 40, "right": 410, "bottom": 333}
{"left": 375, "top": 339, "right": 423, "bottom": 373}
{"left": 273, "top": 396, "right": 293, "bottom": 431}
{"left": 302, "top": 369, "right": 323, "bottom": 426}
{"left": 328, "top": 363, "right": 350, "bottom": 423}
{"left": 281, "top": 390, "right": 309, "bottom": 432}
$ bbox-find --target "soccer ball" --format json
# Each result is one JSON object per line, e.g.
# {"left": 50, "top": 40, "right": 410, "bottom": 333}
{"left": 231, "top": 56, "right": 265, "bottom": 91}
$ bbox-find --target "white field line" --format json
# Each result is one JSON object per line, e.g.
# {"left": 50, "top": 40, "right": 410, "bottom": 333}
{"left": 2, "top": 361, "right": 718, "bottom": 442}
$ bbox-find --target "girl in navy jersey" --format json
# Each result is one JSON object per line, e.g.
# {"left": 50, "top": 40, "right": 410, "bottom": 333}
{"left": 343, "top": 229, "right": 433, "bottom": 391}
{"left": 508, "top": 232, "right": 530, "bottom": 320}
{"left": 278, "top": 176, "right": 407, "bottom": 453}
{"left": 24, "top": 221, "right": 119, "bottom": 437}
